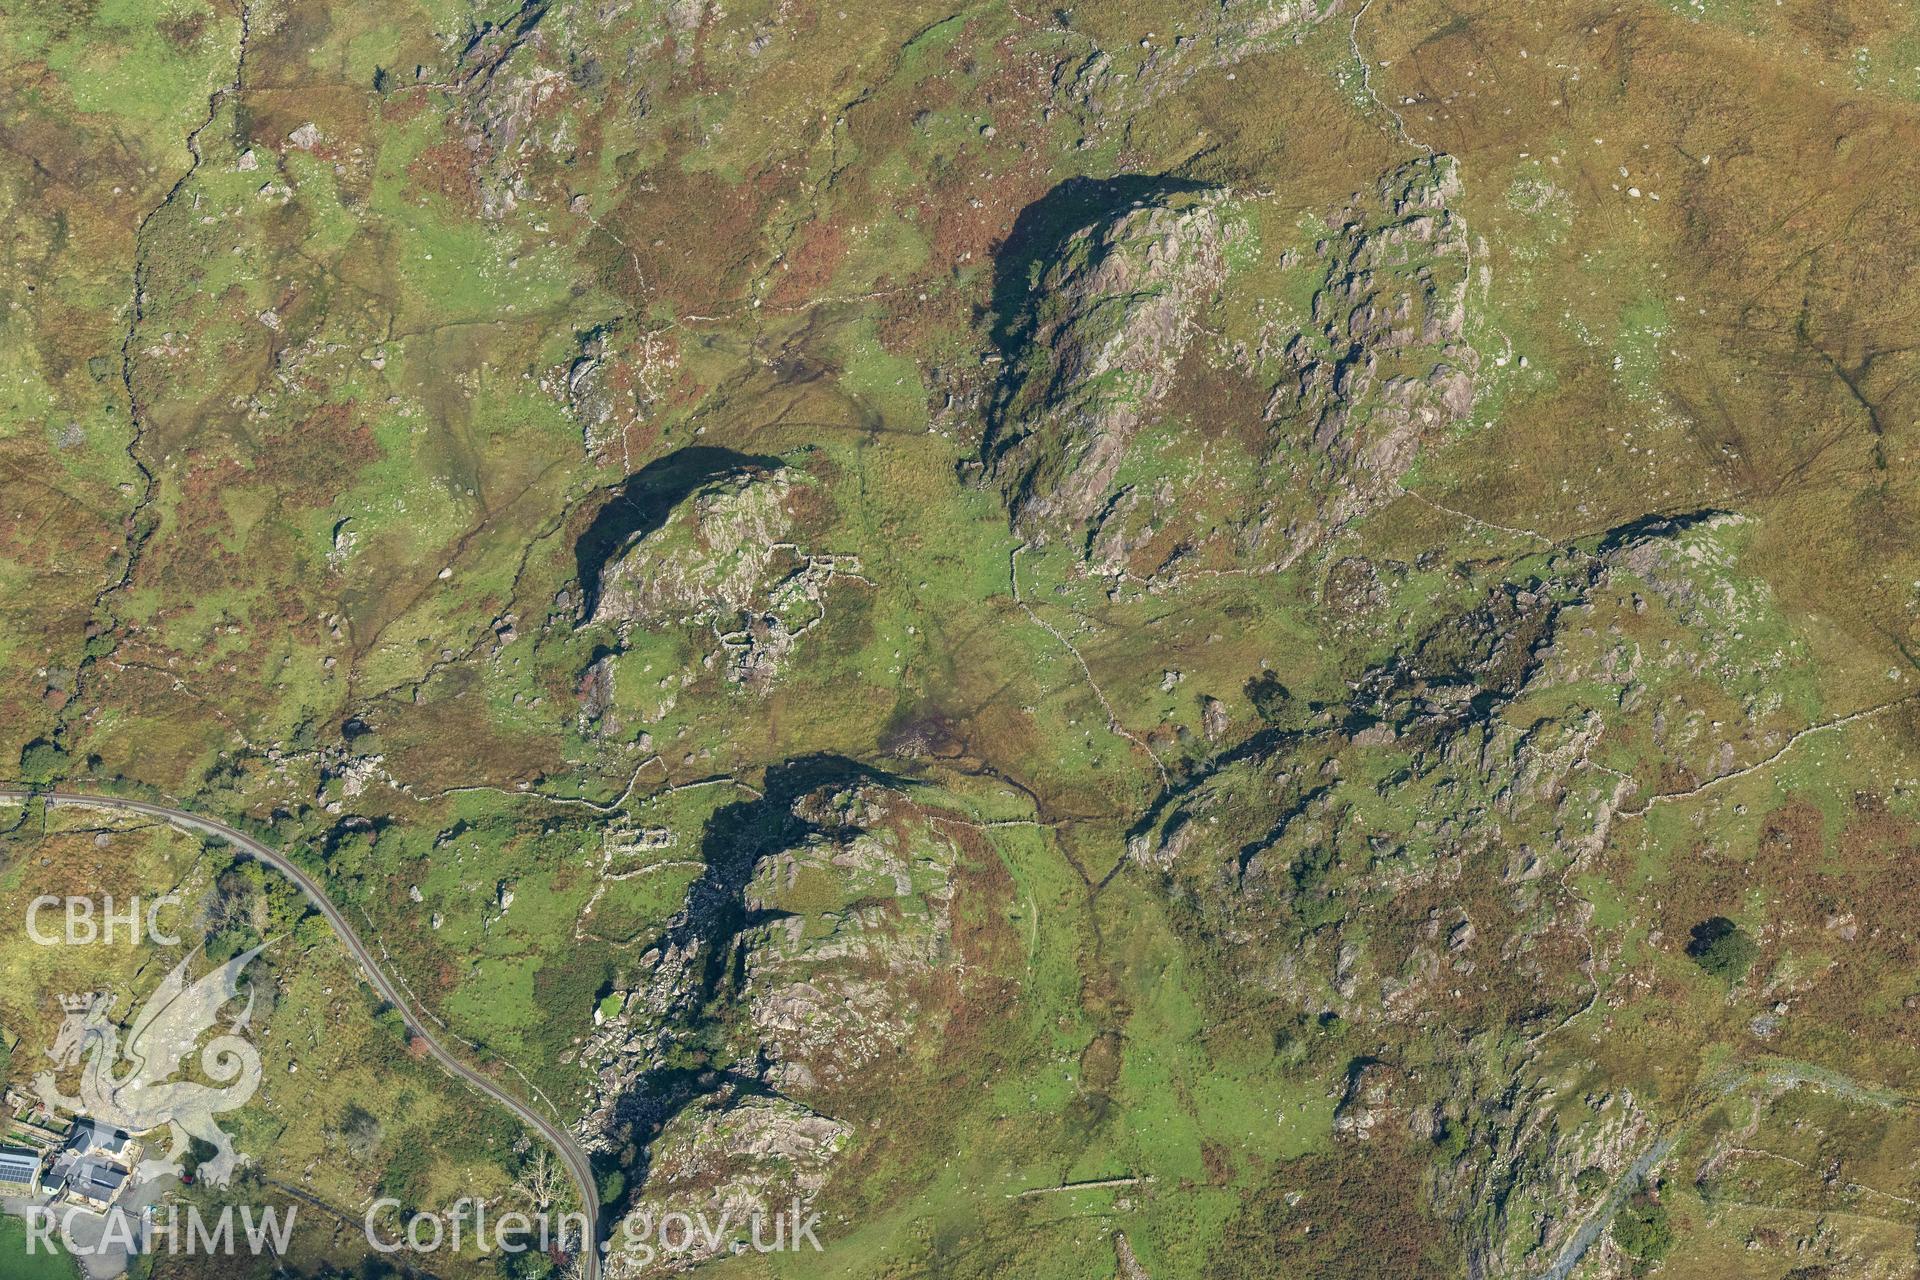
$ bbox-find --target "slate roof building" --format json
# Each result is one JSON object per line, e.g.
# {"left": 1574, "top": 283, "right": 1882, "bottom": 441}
{"left": 39, "top": 1122, "right": 142, "bottom": 1213}
{"left": 63, "top": 1158, "right": 128, "bottom": 1213}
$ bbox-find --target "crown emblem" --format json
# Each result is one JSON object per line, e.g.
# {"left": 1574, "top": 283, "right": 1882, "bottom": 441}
{"left": 59, "top": 992, "right": 100, "bottom": 1013}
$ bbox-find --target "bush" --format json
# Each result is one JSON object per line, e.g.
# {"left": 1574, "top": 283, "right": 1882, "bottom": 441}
{"left": 205, "top": 921, "right": 261, "bottom": 963}
{"left": 1686, "top": 916, "right": 1757, "bottom": 982}
{"left": 294, "top": 910, "right": 335, "bottom": 953}
{"left": 1611, "top": 1190, "right": 1673, "bottom": 1263}
{"left": 1245, "top": 672, "right": 1295, "bottom": 723}
{"left": 17, "top": 738, "right": 68, "bottom": 784}
{"left": 505, "top": 1251, "right": 555, "bottom": 1280}
{"left": 339, "top": 1104, "right": 382, "bottom": 1159}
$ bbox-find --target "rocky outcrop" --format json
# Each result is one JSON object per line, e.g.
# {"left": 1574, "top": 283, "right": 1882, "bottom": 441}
{"left": 981, "top": 158, "right": 1478, "bottom": 580}
{"left": 448, "top": 0, "right": 567, "bottom": 220}
{"left": 1332, "top": 1058, "right": 1404, "bottom": 1141}
{"left": 732, "top": 798, "right": 957, "bottom": 1091}
{"left": 982, "top": 189, "right": 1230, "bottom": 544}
{"left": 1060, "top": 1, "right": 1340, "bottom": 118}
{"left": 1135, "top": 555, "right": 1609, "bottom": 1019}
{"left": 1131, "top": 510, "right": 1812, "bottom": 1277}
{"left": 580, "top": 781, "right": 961, "bottom": 1122}
{"left": 605, "top": 1094, "right": 850, "bottom": 1276}
{"left": 1266, "top": 158, "right": 1476, "bottom": 508}
{"left": 584, "top": 462, "right": 860, "bottom": 691}
{"left": 592, "top": 469, "right": 800, "bottom": 626}
{"left": 562, "top": 325, "right": 680, "bottom": 460}
{"left": 576, "top": 774, "right": 969, "bottom": 1258}
{"left": 1446, "top": 1080, "right": 1659, "bottom": 1279}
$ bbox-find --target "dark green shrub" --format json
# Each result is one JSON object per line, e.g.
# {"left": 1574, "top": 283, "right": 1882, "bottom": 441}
{"left": 1686, "top": 916, "right": 1757, "bottom": 981}
{"left": 1611, "top": 1190, "right": 1673, "bottom": 1263}
{"left": 18, "top": 738, "right": 68, "bottom": 783}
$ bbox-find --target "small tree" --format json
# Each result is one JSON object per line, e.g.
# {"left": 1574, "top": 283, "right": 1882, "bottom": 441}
{"left": 1686, "top": 916, "right": 1758, "bottom": 982}
{"left": 1245, "top": 672, "right": 1295, "bottom": 723}
{"left": 18, "top": 738, "right": 69, "bottom": 784}
{"left": 513, "top": 1147, "right": 565, "bottom": 1212}
{"left": 507, "top": 1251, "right": 556, "bottom": 1280}
{"left": 1611, "top": 1190, "right": 1673, "bottom": 1264}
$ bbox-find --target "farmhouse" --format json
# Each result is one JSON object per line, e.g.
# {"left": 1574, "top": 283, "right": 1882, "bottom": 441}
{"left": 61, "top": 1159, "right": 129, "bottom": 1214}
{"left": 39, "top": 1122, "right": 141, "bottom": 1214}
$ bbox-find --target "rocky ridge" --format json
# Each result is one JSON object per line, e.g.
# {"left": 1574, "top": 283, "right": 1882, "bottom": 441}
{"left": 572, "top": 776, "right": 967, "bottom": 1265}
{"left": 980, "top": 157, "right": 1480, "bottom": 582}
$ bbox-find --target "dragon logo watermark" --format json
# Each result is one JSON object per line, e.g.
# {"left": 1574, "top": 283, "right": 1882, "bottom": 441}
{"left": 33, "top": 944, "right": 268, "bottom": 1188}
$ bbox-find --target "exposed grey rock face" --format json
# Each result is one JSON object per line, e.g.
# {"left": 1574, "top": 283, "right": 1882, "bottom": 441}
{"left": 563, "top": 325, "right": 679, "bottom": 461}
{"left": 448, "top": 1, "right": 566, "bottom": 221}
{"left": 592, "top": 470, "right": 799, "bottom": 627}
{"left": 584, "top": 468, "right": 857, "bottom": 693}
{"left": 1286, "top": 158, "right": 1474, "bottom": 480}
{"left": 1061, "top": 1, "right": 1339, "bottom": 118}
{"left": 1332, "top": 1058, "right": 1403, "bottom": 1142}
{"left": 1128, "top": 511, "right": 1801, "bottom": 1277}
{"left": 732, "top": 807, "right": 957, "bottom": 1091}
{"left": 1442, "top": 1080, "right": 1658, "bottom": 1279}
{"left": 606, "top": 1094, "right": 850, "bottom": 1277}
{"left": 575, "top": 782, "right": 966, "bottom": 1255}
{"left": 580, "top": 784, "right": 959, "bottom": 1113}
{"left": 1243, "top": 156, "right": 1479, "bottom": 562}
{"left": 982, "top": 158, "right": 1478, "bottom": 582}
{"left": 577, "top": 650, "right": 617, "bottom": 733}
{"left": 983, "top": 191, "right": 1230, "bottom": 544}
{"left": 1137, "top": 562, "right": 1612, "bottom": 1020}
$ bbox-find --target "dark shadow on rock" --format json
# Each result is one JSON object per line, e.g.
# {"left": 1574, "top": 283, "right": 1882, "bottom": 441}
{"left": 987, "top": 172, "right": 1216, "bottom": 361}
{"left": 1591, "top": 507, "right": 1733, "bottom": 555}
{"left": 573, "top": 446, "right": 784, "bottom": 619}
{"left": 684, "top": 754, "right": 913, "bottom": 996}
{"left": 596, "top": 753, "right": 915, "bottom": 1204}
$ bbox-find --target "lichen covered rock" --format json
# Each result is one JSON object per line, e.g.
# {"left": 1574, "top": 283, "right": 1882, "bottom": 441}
{"left": 982, "top": 159, "right": 1479, "bottom": 581}
{"left": 606, "top": 1094, "right": 850, "bottom": 1276}
{"left": 983, "top": 190, "right": 1230, "bottom": 544}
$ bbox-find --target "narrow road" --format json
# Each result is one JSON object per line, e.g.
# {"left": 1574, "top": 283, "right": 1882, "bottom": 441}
{"left": 4, "top": 788, "right": 602, "bottom": 1280}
